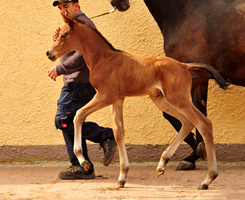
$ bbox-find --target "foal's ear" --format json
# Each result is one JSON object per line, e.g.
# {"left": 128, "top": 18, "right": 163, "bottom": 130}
{"left": 62, "top": 10, "right": 75, "bottom": 28}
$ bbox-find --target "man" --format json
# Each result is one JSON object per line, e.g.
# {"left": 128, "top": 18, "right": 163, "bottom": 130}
{"left": 48, "top": 0, "right": 117, "bottom": 180}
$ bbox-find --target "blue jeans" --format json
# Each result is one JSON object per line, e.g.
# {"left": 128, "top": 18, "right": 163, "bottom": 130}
{"left": 55, "top": 82, "right": 114, "bottom": 172}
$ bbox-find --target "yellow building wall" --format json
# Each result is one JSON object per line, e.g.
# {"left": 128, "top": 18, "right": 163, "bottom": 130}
{"left": 0, "top": 0, "right": 244, "bottom": 146}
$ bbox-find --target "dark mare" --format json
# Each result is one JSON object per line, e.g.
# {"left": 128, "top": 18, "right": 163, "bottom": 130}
{"left": 110, "top": 0, "right": 245, "bottom": 168}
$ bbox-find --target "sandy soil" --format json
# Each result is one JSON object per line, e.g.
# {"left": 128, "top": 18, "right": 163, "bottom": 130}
{"left": 0, "top": 161, "right": 244, "bottom": 199}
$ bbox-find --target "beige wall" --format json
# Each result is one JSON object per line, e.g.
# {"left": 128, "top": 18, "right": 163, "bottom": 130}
{"left": 0, "top": 0, "right": 244, "bottom": 147}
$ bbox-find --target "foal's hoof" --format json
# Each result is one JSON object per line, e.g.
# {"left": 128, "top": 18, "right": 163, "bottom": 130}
{"left": 81, "top": 160, "right": 90, "bottom": 171}
{"left": 176, "top": 161, "right": 196, "bottom": 171}
{"left": 156, "top": 169, "right": 165, "bottom": 177}
{"left": 196, "top": 141, "right": 206, "bottom": 160}
{"left": 117, "top": 180, "right": 125, "bottom": 188}
{"left": 198, "top": 184, "right": 208, "bottom": 190}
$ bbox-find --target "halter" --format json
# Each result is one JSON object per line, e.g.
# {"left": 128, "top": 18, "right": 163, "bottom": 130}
{"left": 89, "top": 8, "right": 117, "bottom": 19}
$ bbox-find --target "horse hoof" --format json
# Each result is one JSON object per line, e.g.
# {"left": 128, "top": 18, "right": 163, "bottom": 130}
{"left": 117, "top": 180, "right": 125, "bottom": 188}
{"left": 81, "top": 160, "right": 90, "bottom": 171}
{"left": 176, "top": 161, "right": 196, "bottom": 171}
{"left": 196, "top": 141, "right": 206, "bottom": 160}
{"left": 156, "top": 169, "right": 165, "bottom": 177}
{"left": 198, "top": 184, "right": 208, "bottom": 190}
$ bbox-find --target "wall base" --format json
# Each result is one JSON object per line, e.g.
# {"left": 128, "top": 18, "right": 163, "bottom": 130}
{"left": 0, "top": 144, "right": 244, "bottom": 162}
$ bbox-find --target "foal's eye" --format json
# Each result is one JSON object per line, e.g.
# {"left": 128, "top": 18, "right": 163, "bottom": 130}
{"left": 61, "top": 32, "right": 68, "bottom": 39}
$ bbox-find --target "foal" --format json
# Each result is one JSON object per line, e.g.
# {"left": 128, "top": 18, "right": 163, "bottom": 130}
{"left": 46, "top": 13, "right": 228, "bottom": 190}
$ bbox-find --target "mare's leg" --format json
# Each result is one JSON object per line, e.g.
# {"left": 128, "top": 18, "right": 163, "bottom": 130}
{"left": 73, "top": 93, "right": 112, "bottom": 171}
{"left": 111, "top": 97, "right": 129, "bottom": 188}
{"left": 150, "top": 95, "right": 195, "bottom": 176}
{"left": 191, "top": 84, "right": 208, "bottom": 160}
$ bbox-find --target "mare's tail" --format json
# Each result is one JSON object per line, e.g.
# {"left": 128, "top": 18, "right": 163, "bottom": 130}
{"left": 186, "top": 63, "right": 229, "bottom": 90}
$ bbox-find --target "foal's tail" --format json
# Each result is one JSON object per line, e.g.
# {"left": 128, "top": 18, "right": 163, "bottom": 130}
{"left": 186, "top": 63, "right": 229, "bottom": 90}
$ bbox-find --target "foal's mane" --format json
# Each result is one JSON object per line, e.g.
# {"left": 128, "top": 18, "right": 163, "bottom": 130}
{"left": 74, "top": 19, "right": 121, "bottom": 52}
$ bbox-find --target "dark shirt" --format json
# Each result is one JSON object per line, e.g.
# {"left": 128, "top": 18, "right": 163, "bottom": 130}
{"left": 56, "top": 12, "right": 96, "bottom": 83}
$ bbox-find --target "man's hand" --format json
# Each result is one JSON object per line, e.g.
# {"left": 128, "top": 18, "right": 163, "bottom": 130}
{"left": 53, "top": 27, "right": 61, "bottom": 42}
{"left": 48, "top": 66, "right": 58, "bottom": 81}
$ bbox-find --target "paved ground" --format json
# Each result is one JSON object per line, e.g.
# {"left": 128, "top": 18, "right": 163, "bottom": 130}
{"left": 0, "top": 160, "right": 244, "bottom": 200}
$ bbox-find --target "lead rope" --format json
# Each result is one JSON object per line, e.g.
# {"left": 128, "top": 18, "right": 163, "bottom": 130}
{"left": 89, "top": 8, "right": 117, "bottom": 19}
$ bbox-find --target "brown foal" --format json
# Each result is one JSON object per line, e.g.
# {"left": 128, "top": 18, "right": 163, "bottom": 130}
{"left": 46, "top": 12, "right": 228, "bottom": 190}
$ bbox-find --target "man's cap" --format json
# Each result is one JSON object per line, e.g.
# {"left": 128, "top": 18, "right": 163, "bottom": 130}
{"left": 53, "top": 0, "right": 78, "bottom": 7}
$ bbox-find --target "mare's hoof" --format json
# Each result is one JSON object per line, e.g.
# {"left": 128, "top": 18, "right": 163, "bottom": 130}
{"left": 156, "top": 169, "right": 165, "bottom": 177}
{"left": 196, "top": 141, "right": 206, "bottom": 160}
{"left": 198, "top": 184, "right": 208, "bottom": 190}
{"left": 176, "top": 161, "right": 196, "bottom": 171}
{"left": 81, "top": 160, "right": 90, "bottom": 171}
{"left": 117, "top": 180, "right": 125, "bottom": 188}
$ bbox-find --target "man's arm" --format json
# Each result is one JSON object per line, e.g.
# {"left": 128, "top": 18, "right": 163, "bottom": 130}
{"left": 47, "top": 51, "right": 87, "bottom": 81}
{"left": 56, "top": 51, "right": 87, "bottom": 75}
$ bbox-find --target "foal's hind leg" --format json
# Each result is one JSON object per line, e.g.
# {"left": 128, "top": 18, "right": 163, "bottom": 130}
{"left": 111, "top": 97, "right": 129, "bottom": 188}
{"left": 150, "top": 95, "right": 195, "bottom": 176}
{"left": 167, "top": 97, "right": 218, "bottom": 190}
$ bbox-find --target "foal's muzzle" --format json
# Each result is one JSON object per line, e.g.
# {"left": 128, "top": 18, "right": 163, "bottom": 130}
{"left": 46, "top": 49, "right": 57, "bottom": 61}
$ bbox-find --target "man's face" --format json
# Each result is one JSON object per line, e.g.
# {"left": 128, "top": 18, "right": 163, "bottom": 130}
{"left": 58, "top": 2, "right": 79, "bottom": 17}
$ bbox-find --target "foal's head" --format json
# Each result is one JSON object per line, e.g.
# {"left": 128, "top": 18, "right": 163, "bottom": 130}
{"left": 46, "top": 12, "right": 78, "bottom": 61}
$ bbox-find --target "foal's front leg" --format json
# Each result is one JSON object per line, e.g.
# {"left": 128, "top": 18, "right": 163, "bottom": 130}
{"left": 111, "top": 97, "right": 129, "bottom": 188}
{"left": 73, "top": 93, "right": 111, "bottom": 171}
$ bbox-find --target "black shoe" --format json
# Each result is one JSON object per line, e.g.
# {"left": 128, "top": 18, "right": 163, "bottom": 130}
{"left": 58, "top": 165, "right": 95, "bottom": 180}
{"left": 101, "top": 139, "right": 117, "bottom": 166}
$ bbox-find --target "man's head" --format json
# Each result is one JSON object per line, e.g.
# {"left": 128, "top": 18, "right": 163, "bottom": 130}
{"left": 53, "top": 0, "right": 80, "bottom": 17}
